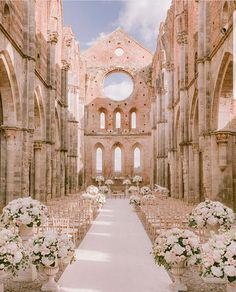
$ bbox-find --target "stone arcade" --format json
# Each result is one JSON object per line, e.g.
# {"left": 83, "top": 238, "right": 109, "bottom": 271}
{"left": 0, "top": 0, "right": 236, "bottom": 209}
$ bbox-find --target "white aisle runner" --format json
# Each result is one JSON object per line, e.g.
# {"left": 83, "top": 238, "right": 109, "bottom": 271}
{"left": 59, "top": 199, "right": 171, "bottom": 292}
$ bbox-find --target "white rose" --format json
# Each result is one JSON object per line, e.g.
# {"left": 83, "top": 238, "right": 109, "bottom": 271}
{"left": 207, "top": 216, "right": 218, "bottom": 225}
{"left": 211, "top": 266, "right": 223, "bottom": 278}
{"left": 31, "top": 207, "right": 40, "bottom": 216}
{"left": 224, "top": 265, "right": 236, "bottom": 277}
{"left": 42, "top": 256, "right": 54, "bottom": 267}
{"left": 14, "top": 251, "right": 23, "bottom": 263}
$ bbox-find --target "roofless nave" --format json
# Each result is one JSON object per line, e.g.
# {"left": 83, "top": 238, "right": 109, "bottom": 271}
{"left": 0, "top": 0, "right": 235, "bottom": 210}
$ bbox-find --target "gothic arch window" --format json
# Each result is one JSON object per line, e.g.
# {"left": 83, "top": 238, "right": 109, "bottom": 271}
{"left": 96, "top": 147, "right": 103, "bottom": 173}
{"left": 131, "top": 111, "right": 137, "bottom": 129}
{"left": 222, "top": 1, "right": 230, "bottom": 27}
{"left": 100, "top": 112, "right": 106, "bottom": 129}
{"left": 134, "top": 147, "right": 141, "bottom": 173}
{"left": 3, "top": 4, "right": 10, "bottom": 31}
{"left": 114, "top": 146, "right": 122, "bottom": 173}
{"left": 115, "top": 111, "right": 121, "bottom": 129}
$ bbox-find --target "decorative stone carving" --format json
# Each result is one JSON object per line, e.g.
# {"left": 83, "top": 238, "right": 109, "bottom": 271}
{"left": 215, "top": 132, "right": 230, "bottom": 171}
{"left": 165, "top": 62, "right": 174, "bottom": 72}
{"left": 216, "top": 132, "right": 229, "bottom": 144}
{"left": 48, "top": 31, "right": 59, "bottom": 43}
{"left": 61, "top": 59, "right": 70, "bottom": 71}
{"left": 176, "top": 31, "right": 188, "bottom": 45}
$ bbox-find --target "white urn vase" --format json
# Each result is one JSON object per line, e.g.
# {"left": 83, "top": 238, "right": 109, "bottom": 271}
{"left": 227, "top": 281, "right": 236, "bottom": 292}
{"left": 169, "top": 261, "right": 187, "bottom": 291}
{"left": 14, "top": 224, "right": 37, "bottom": 282}
{"left": 41, "top": 266, "right": 59, "bottom": 291}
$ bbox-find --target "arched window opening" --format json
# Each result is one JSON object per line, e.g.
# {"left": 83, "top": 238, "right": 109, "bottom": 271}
{"left": 100, "top": 112, "right": 105, "bottom": 129}
{"left": 96, "top": 147, "right": 103, "bottom": 173}
{"left": 222, "top": 2, "right": 230, "bottom": 27}
{"left": 131, "top": 111, "right": 137, "bottom": 129}
{"left": 134, "top": 147, "right": 141, "bottom": 173}
{"left": 114, "top": 146, "right": 122, "bottom": 173}
{"left": 3, "top": 4, "right": 10, "bottom": 30}
{"left": 218, "top": 60, "right": 233, "bottom": 129}
{"left": 115, "top": 112, "right": 121, "bottom": 129}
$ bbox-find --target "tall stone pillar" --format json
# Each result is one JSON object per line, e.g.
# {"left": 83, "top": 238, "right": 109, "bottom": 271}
{"left": 47, "top": 31, "right": 58, "bottom": 198}
{"left": 192, "top": 143, "right": 200, "bottom": 202}
{"left": 4, "top": 129, "right": 16, "bottom": 204}
{"left": 34, "top": 141, "right": 42, "bottom": 201}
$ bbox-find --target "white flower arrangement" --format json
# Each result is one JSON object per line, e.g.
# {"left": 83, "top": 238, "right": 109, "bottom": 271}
{"left": 95, "top": 176, "right": 104, "bottom": 183}
{"left": 94, "top": 193, "right": 106, "bottom": 205}
{"left": 142, "top": 194, "right": 155, "bottom": 200}
{"left": 201, "top": 232, "right": 236, "bottom": 283}
{"left": 123, "top": 179, "right": 131, "bottom": 185}
{"left": 154, "top": 184, "right": 169, "bottom": 196}
{"left": 129, "top": 195, "right": 141, "bottom": 206}
{"left": 128, "top": 186, "right": 139, "bottom": 193}
{"left": 132, "top": 175, "right": 142, "bottom": 183}
{"left": 86, "top": 185, "right": 99, "bottom": 196}
{"left": 1, "top": 197, "right": 48, "bottom": 228}
{"left": 81, "top": 193, "right": 94, "bottom": 200}
{"left": 0, "top": 228, "right": 29, "bottom": 276}
{"left": 152, "top": 228, "right": 201, "bottom": 270}
{"left": 105, "top": 179, "right": 114, "bottom": 185}
{"left": 99, "top": 186, "right": 109, "bottom": 194}
{"left": 188, "top": 199, "right": 235, "bottom": 230}
{"left": 140, "top": 186, "right": 152, "bottom": 196}
{"left": 31, "top": 231, "right": 75, "bottom": 269}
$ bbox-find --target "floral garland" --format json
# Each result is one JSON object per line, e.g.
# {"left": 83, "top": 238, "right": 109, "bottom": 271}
{"left": 152, "top": 228, "right": 201, "bottom": 270}
{"left": 189, "top": 199, "right": 235, "bottom": 230}
{"left": 0, "top": 228, "right": 29, "bottom": 276}
{"left": 201, "top": 232, "right": 236, "bottom": 283}
{"left": 1, "top": 197, "right": 48, "bottom": 228}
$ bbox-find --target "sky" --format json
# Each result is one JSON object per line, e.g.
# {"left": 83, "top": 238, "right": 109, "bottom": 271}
{"left": 62, "top": 0, "right": 172, "bottom": 53}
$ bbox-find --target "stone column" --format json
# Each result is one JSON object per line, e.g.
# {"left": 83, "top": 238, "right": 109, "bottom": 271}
{"left": 4, "top": 129, "right": 16, "bottom": 204}
{"left": 34, "top": 141, "right": 42, "bottom": 201}
{"left": 192, "top": 143, "right": 200, "bottom": 202}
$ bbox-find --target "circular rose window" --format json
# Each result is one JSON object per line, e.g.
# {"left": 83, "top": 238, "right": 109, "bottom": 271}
{"left": 103, "top": 72, "right": 134, "bottom": 101}
{"left": 115, "top": 48, "right": 124, "bottom": 57}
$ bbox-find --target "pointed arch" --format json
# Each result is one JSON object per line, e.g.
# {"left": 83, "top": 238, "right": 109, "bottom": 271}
{"left": 94, "top": 143, "right": 105, "bottom": 175}
{"left": 34, "top": 86, "right": 46, "bottom": 141}
{"left": 132, "top": 143, "right": 142, "bottom": 174}
{"left": 99, "top": 107, "right": 107, "bottom": 129}
{"left": 0, "top": 50, "right": 22, "bottom": 126}
{"left": 114, "top": 108, "right": 123, "bottom": 129}
{"left": 211, "top": 52, "right": 233, "bottom": 130}
{"left": 112, "top": 142, "right": 123, "bottom": 174}
{"left": 130, "top": 108, "right": 137, "bottom": 129}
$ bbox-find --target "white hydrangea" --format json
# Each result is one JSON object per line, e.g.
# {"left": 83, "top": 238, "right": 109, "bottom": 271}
{"left": 1, "top": 197, "right": 48, "bottom": 228}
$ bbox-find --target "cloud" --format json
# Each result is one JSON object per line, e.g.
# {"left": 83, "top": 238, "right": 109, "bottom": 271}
{"left": 117, "top": 0, "right": 172, "bottom": 46}
{"left": 86, "top": 32, "right": 108, "bottom": 47}
{"left": 104, "top": 80, "right": 133, "bottom": 101}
